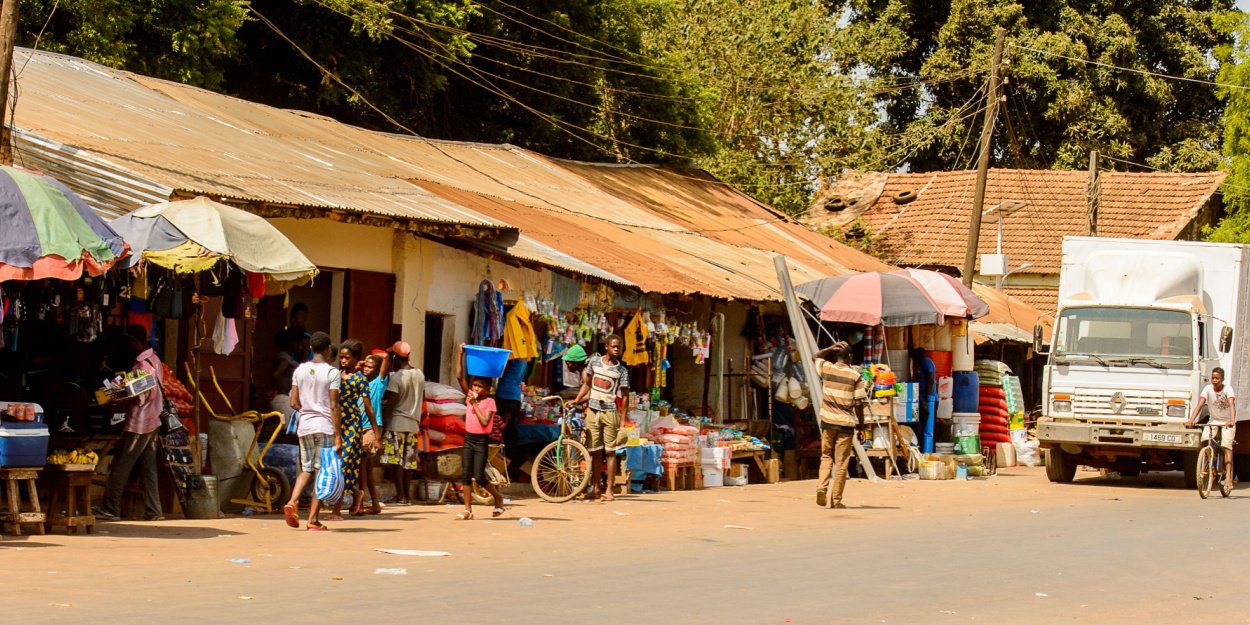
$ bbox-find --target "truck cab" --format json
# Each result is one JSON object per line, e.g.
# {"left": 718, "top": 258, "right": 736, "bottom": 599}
{"left": 1037, "top": 237, "right": 1246, "bottom": 486}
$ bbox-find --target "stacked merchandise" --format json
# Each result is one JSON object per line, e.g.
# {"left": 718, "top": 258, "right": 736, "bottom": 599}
{"left": 975, "top": 360, "right": 1013, "bottom": 448}
{"left": 424, "top": 382, "right": 467, "bottom": 452}
{"left": 653, "top": 423, "right": 700, "bottom": 469}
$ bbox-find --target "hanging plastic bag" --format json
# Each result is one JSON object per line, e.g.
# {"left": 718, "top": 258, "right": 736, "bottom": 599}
{"left": 315, "top": 446, "right": 345, "bottom": 504}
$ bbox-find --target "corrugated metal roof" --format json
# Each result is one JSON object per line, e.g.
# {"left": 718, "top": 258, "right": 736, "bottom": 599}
{"left": 9, "top": 49, "right": 510, "bottom": 234}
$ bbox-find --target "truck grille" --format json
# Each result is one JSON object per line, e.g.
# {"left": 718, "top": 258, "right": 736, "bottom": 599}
{"left": 1073, "top": 389, "right": 1165, "bottom": 417}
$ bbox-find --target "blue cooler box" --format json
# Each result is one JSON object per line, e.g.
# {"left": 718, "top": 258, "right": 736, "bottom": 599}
{"left": 0, "top": 422, "right": 50, "bottom": 467}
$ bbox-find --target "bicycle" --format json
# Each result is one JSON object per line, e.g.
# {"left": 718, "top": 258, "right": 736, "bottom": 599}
{"left": 530, "top": 396, "right": 592, "bottom": 503}
{"left": 1195, "top": 422, "right": 1233, "bottom": 499}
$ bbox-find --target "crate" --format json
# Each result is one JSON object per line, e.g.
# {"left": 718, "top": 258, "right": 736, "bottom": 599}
{"left": 0, "top": 422, "right": 49, "bottom": 467}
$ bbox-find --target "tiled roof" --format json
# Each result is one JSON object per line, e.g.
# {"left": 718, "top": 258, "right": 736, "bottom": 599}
{"left": 803, "top": 168, "right": 1226, "bottom": 275}
{"left": 1000, "top": 286, "right": 1058, "bottom": 317}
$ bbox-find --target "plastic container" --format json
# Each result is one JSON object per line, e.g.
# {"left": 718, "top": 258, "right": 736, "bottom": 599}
{"left": 935, "top": 442, "right": 955, "bottom": 455}
{"left": 952, "top": 371, "right": 980, "bottom": 413}
{"left": 952, "top": 331, "right": 975, "bottom": 371}
{"left": 702, "top": 468, "right": 724, "bottom": 487}
{"left": 954, "top": 434, "right": 981, "bottom": 456}
{"left": 885, "top": 350, "right": 911, "bottom": 382}
{"left": 952, "top": 412, "right": 981, "bottom": 455}
{"left": 929, "top": 351, "right": 953, "bottom": 378}
{"left": 464, "top": 345, "right": 512, "bottom": 378}
{"left": 996, "top": 442, "right": 1017, "bottom": 467}
{"left": 185, "top": 475, "right": 219, "bottom": 519}
{"left": 0, "top": 422, "right": 49, "bottom": 467}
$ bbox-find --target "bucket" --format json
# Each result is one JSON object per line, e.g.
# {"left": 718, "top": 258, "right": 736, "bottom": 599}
{"left": 185, "top": 475, "right": 219, "bottom": 519}
{"left": 954, "top": 434, "right": 981, "bottom": 455}
{"left": 935, "top": 442, "right": 955, "bottom": 455}
{"left": 417, "top": 480, "right": 445, "bottom": 501}
{"left": 951, "top": 412, "right": 981, "bottom": 436}
{"left": 952, "top": 371, "right": 980, "bottom": 413}
{"left": 464, "top": 345, "right": 511, "bottom": 378}
{"left": 929, "top": 351, "right": 953, "bottom": 378}
{"left": 885, "top": 350, "right": 911, "bottom": 382}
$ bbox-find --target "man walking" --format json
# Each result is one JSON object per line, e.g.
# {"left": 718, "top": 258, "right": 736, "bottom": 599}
{"left": 96, "top": 325, "right": 166, "bottom": 521}
{"left": 814, "top": 341, "right": 866, "bottom": 509}
{"left": 284, "top": 331, "right": 341, "bottom": 531}
{"left": 575, "top": 334, "right": 630, "bottom": 502}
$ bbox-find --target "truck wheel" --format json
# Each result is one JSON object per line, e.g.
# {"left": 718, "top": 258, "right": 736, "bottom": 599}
{"left": 1183, "top": 451, "right": 1198, "bottom": 489}
{"left": 1045, "top": 448, "right": 1076, "bottom": 483}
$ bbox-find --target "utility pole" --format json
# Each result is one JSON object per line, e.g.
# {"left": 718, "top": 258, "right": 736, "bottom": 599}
{"left": 0, "top": 0, "right": 19, "bottom": 166}
{"left": 1087, "top": 150, "right": 1099, "bottom": 236}
{"left": 961, "top": 26, "right": 1006, "bottom": 288}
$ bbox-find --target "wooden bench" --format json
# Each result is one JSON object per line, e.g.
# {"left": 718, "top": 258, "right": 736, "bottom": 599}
{"left": 0, "top": 467, "right": 45, "bottom": 536}
{"left": 665, "top": 464, "right": 698, "bottom": 491}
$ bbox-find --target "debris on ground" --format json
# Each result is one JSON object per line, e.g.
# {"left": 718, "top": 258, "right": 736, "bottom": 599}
{"left": 376, "top": 549, "right": 450, "bottom": 557}
{"left": 723, "top": 524, "right": 753, "bottom": 530}
{"left": 374, "top": 568, "right": 408, "bottom": 575}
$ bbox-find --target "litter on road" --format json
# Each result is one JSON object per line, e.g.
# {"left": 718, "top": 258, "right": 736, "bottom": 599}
{"left": 376, "top": 549, "right": 451, "bottom": 557}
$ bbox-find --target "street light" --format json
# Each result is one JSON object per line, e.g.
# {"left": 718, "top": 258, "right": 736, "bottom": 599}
{"left": 998, "top": 262, "right": 1034, "bottom": 291}
{"left": 979, "top": 200, "right": 1029, "bottom": 288}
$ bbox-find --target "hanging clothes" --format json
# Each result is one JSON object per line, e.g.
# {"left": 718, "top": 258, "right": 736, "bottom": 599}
{"left": 472, "top": 279, "right": 505, "bottom": 346}
{"left": 622, "top": 311, "right": 650, "bottom": 366}
{"left": 212, "top": 314, "right": 239, "bottom": 355}
{"left": 502, "top": 300, "right": 540, "bottom": 361}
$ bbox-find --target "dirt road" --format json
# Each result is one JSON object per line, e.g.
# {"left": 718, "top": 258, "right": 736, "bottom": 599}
{"left": 4, "top": 467, "right": 1246, "bottom": 624}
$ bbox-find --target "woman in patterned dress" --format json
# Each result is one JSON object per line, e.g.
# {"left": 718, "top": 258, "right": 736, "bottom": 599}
{"left": 329, "top": 339, "right": 378, "bottom": 519}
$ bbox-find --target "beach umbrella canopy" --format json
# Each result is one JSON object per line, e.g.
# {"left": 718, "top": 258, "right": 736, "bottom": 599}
{"left": 111, "top": 197, "right": 317, "bottom": 294}
{"left": 0, "top": 165, "right": 127, "bottom": 282}
{"left": 891, "top": 268, "right": 989, "bottom": 319}
{"left": 795, "top": 272, "right": 944, "bottom": 327}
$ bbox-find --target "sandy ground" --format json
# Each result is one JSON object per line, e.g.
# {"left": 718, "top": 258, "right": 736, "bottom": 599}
{"left": 3, "top": 467, "right": 1248, "bottom": 624}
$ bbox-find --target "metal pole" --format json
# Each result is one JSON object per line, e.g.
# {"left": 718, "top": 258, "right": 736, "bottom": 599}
{"left": 1087, "top": 150, "right": 1100, "bottom": 236}
{"left": 0, "top": 0, "right": 20, "bottom": 166}
{"left": 961, "top": 26, "right": 1006, "bottom": 288}
{"left": 773, "top": 255, "right": 881, "bottom": 482}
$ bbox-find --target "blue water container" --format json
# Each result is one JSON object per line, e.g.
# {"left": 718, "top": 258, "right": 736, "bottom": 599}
{"left": 464, "top": 345, "right": 512, "bottom": 378}
{"left": 952, "top": 371, "right": 980, "bottom": 414}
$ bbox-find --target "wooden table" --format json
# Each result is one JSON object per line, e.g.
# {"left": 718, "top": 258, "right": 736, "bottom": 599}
{"left": 730, "top": 449, "right": 769, "bottom": 483}
{"left": 44, "top": 466, "right": 96, "bottom": 534}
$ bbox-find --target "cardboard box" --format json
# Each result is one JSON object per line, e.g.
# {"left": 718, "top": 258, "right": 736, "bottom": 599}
{"left": 702, "top": 468, "right": 723, "bottom": 487}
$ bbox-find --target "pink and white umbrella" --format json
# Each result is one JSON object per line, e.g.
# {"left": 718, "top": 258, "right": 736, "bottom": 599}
{"left": 795, "top": 272, "right": 946, "bottom": 327}
{"left": 891, "top": 269, "right": 989, "bottom": 319}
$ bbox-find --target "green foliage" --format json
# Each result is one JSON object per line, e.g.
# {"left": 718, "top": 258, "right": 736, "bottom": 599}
{"left": 836, "top": 0, "right": 1234, "bottom": 173}
{"left": 1207, "top": 11, "right": 1250, "bottom": 243}
{"left": 19, "top": 0, "right": 249, "bottom": 89}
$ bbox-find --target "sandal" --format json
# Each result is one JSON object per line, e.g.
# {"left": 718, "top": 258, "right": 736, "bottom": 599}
{"left": 283, "top": 504, "right": 299, "bottom": 528}
{"left": 324, "top": 514, "right": 345, "bottom": 522}
{"left": 367, "top": 506, "right": 382, "bottom": 515}
{"left": 455, "top": 510, "right": 473, "bottom": 521}
{"left": 492, "top": 507, "right": 505, "bottom": 518}
{"left": 307, "top": 522, "right": 330, "bottom": 532}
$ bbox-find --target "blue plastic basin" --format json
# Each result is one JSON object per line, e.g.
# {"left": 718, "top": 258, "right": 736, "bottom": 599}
{"left": 465, "top": 345, "right": 512, "bottom": 378}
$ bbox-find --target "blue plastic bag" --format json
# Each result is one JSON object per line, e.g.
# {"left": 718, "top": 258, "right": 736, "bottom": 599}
{"left": 315, "top": 446, "right": 344, "bottom": 504}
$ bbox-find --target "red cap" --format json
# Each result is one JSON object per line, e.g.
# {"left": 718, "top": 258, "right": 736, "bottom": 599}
{"left": 390, "top": 341, "right": 412, "bottom": 358}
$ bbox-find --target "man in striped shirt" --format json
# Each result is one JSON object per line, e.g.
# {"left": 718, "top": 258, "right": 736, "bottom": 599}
{"left": 815, "top": 341, "right": 867, "bottom": 509}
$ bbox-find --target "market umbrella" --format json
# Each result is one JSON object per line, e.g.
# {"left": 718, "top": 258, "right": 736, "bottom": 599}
{"left": 795, "top": 272, "right": 944, "bottom": 327}
{"left": 110, "top": 197, "right": 317, "bottom": 294}
{"left": 891, "top": 268, "right": 989, "bottom": 319}
{"left": 0, "top": 165, "right": 128, "bottom": 282}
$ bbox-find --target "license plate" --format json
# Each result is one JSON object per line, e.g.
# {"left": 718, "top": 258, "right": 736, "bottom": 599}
{"left": 1142, "top": 432, "right": 1182, "bottom": 444}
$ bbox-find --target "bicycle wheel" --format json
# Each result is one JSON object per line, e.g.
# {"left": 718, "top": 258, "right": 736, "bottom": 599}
{"left": 530, "top": 439, "right": 592, "bottom": 503}
{"left": 1197, "top": 446, "right": 1214, "bottom": 499}
{"left": 252, "top": 467, "right": 291, "bottom": 510}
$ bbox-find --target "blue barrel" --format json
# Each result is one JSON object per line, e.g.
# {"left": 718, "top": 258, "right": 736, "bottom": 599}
{"left": 952, "top": 371, "right": 980, "bottom": 414}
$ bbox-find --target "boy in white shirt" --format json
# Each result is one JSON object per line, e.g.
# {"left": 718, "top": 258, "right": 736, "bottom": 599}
{"left": 1187, "top": 367, "right": 1236, "bottom": 491}
{"left": 284, "top": 331, "right": 342, "bottom": 531}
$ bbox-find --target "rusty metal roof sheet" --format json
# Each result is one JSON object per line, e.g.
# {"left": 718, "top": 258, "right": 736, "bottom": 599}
{"left": 8, "top": 49, "right": 510, "bottom": 233}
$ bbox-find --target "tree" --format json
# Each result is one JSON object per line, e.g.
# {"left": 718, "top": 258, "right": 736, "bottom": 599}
{"left": 1207, "top": 10, "right": 1250, "bottom": 242}
{"left": 18, "top": 0, "right": 249, "bottom": 89}
{"left": 644, "top": 0, "right": 878, "bottom": 213}
{"left": 835, "top": 0, "right": 1234, "bottom": 173}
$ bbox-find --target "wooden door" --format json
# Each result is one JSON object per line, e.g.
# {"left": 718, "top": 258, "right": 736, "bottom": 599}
{"left": 345, "top": 270, "right": 397, "bottom": 351}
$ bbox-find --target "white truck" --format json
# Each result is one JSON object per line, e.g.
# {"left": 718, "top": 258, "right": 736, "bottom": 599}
{"left": 1036, "top": 237, "right": 1250, "bottom": 486}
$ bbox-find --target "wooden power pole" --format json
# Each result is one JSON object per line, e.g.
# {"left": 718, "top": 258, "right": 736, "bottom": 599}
{"left": 961, "top": 26, "right": 1006, "bottom": 288}
{"left": 1087, "top": 150, "right": 1100, "bottom": 236}
{"left": 0, "top": 0, "right": 20, "bottom": 166}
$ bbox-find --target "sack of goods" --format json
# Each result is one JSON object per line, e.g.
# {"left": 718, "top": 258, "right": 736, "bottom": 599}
{"left": 653, "top": 424, "right": 700, "bottom": 467}
{"left": 422, "top": 382, "right": 470, "bottom": 452}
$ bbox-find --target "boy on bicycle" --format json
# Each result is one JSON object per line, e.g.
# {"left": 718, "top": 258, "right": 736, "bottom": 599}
{"left": 1186, "top": 367, "right": 1236, "bottom": 491}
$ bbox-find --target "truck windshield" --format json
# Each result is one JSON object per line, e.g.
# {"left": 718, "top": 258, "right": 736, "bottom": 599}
{"left": 1054, "top": 307, "right": 1194, "bottom": 369}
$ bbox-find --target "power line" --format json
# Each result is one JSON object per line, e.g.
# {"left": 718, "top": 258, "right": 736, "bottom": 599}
{"left": 1009, "top": 43, "right": 1250, "bottom": 92}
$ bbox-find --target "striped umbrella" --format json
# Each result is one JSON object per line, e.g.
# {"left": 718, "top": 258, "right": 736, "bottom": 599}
{"left": 891, "top": 269, "right": 989, "bottom": 319}
{"left": 795, "top": 272, "right": 944, "bottom": 327}
{"left": 0, "top": 165, "right": 127, "bottom": 282}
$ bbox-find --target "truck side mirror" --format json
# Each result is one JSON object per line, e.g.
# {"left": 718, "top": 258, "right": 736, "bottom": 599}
{"left": 1033, "top": 324, "right": 1048, "bottom": 355}
{"left": 1220, "top": 327, "right": 1233, "bottom": 353}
